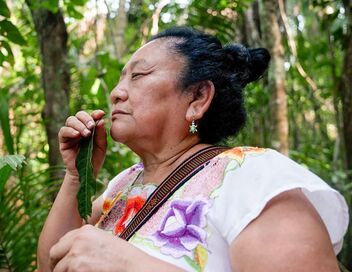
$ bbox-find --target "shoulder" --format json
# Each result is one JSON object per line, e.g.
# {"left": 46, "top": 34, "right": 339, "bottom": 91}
{"left": 230, "top": 188, "right": 340, "bottom": 271}
{"left": 217, "top": 146, "right": 309, "bottom": 172}
{"left": 209, "top": 146, "right": 348, "bottom": 254}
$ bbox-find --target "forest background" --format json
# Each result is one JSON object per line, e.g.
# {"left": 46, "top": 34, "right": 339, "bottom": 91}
{"left": 0, "top": 0, "right": 351, "bottom": 270}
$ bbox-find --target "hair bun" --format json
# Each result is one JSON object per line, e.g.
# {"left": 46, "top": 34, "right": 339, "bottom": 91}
{"left": 224, "top": 44, "right": 271, "bottom": 85}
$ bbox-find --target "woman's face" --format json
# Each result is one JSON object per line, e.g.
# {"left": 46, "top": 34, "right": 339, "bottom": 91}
{"left": 110, "top": 39, "right": 192, "bottom": 151}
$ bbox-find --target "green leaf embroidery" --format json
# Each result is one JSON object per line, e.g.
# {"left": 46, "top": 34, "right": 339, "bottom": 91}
{"left": 184, "top": 255, "right": 201, "bottom": 272}
{"left": 76, "top": 128, "right": 96, "bottom": 223}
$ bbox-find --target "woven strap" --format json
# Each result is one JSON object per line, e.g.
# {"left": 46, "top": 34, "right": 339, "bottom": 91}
{"left": 119, "top": 145, "right": 229, "bottom": 241}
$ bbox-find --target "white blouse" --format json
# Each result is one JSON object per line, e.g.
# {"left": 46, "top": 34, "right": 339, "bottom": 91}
{"left": 98, "top": 147, "right": 349, "bottom": 271}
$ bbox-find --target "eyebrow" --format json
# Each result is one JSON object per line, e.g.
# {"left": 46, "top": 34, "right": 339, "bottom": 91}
{"left": 121, "top": 59, "right": 151, "bottom": 77}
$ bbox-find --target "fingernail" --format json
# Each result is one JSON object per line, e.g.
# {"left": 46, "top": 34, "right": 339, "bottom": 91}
{"left": 73, "top": 130, "right": 80, "bottom": 135}
{"left": 87, "top": 121, "right": 95, "bottom": 129}
{"left": 84, "top": 129, "right": 91, "bottom": 136}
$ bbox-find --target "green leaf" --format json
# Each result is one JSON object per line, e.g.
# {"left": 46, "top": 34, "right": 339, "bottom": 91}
{"left": 67, "top": 5, "right": 83, "bottom": 19}
{"left": 0, "top": 50, "right": 4, "bottom": 66}
{"left": 0, "top": 165, "right": 12, "bottom": 196}
{"left": 76, "top": 128, "right": 96, "bottom": 223}
{"left": 0, "top": 89, "right": 14, "bottom": 154}
{"left": 37, "top": 0, "right": 59, "bottom": 13}
{"left": 0, "top": 20, "right": 26, "bottom": 46}
{"left": 0, "top": 0, "right": 10, "bottom": 18}
{"left": 67, "top": 0, "right": 88, "bottom": 6}
{"left": 0, "top": 155, "right": 25, "bottom": 170}
{"left": 0, "top": 155, "right": 25, "bottom": 195}
{"left": 0, "top": 40, "right": 14, "bottom": 65}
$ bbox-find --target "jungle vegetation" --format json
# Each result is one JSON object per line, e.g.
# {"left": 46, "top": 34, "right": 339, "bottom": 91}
{"left": 0, "top": 0, "right": 351, "bottom": 270}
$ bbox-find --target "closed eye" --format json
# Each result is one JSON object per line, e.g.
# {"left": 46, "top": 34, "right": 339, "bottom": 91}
{"left": 131, "top": 73, "right": 146, "bottom": 80}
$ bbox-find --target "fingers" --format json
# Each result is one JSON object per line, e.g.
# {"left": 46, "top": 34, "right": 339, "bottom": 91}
{"left": 50, "top": 225, "right": 98, "bottom": 271}
{"left": 91, "top": 109, "right": 105, "bottom": 121}
{"left": 49, "top": 231, "right": 76, "bottom": 270}
{"left": 58, "top": 127, "right": 81, "bottom": 143}
{"left": 71, "top": 112, "right": 94, "bottom": 135}
{"left": 52, "top": 258, "right": 68, "bottom": 272}
{"left": 63, "top": 110, "right": 106, "bottom": 139}
{"left": 94, "top": 119, "right": 107, "bottom": 149}
{"left": 74, "top": 110, "right": 105, "bottom": 131}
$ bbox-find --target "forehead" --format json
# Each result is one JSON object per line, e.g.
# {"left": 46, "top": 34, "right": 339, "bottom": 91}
{"left": 123, "top": 39, "right": 184, "bottom": 72}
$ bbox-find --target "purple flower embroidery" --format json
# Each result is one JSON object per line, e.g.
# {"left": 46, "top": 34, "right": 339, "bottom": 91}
{"left": 151, "top": 198, "right": 210, "bottom": 258}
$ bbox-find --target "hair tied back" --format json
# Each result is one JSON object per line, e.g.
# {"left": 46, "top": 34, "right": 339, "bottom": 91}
{"left": 224, "top": 44, "right": 271, "bottom": 85}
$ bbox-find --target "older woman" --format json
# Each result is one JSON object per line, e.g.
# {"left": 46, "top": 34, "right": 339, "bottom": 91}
{"left": 38, "top": 27, "right": 348, "bottom": 272}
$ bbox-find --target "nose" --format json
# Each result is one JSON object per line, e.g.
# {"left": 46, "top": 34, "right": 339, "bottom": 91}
{"left": 110, "top": 84, "right": 128, "bottom": 104}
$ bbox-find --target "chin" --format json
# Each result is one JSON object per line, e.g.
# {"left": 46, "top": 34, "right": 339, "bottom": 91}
{"left": 110, "top": 122, "right": 130, "bottom": 144}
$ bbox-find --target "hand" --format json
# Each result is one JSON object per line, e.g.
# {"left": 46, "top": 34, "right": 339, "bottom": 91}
{"left": 58, "top": 110, "right": 107, "bottom": 178}
{"left": 49, "top": 225, "right": 137, "bottom": 272}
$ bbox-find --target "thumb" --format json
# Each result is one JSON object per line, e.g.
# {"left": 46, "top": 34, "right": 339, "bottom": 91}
{"left": 94, "top": 119, "right": 107, "bottom": 153}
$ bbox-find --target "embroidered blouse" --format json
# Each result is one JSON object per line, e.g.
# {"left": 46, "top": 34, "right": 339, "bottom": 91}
{"left": 96, "top": 147, "right": 349, "bottom": 272}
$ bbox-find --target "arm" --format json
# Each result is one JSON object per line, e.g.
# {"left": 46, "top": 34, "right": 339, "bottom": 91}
{"left": 37, "top": 110, "right": 107, "bottom": 271}
{"left": 230, "top": 189, "right": 339, "bottom": 272}
{"left": 48, "top": 225, "right": 185, "bottom": 272}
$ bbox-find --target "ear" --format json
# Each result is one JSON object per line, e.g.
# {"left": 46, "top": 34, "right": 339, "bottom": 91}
{"left": 185, "top": 80, "right": 215, "bottom": 122}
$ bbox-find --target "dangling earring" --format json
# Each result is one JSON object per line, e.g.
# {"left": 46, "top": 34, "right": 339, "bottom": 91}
{"left": 189, "top": 120, "right": 198, "bottom": 134}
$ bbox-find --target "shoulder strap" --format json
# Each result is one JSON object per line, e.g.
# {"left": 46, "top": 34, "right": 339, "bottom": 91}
{"left": 119, "top": 145, "right": 229, "bottom": 241}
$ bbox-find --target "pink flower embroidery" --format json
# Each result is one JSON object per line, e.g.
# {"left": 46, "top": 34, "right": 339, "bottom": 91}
{"left": 151, "top": 198, "right": 209, "bottom": 258}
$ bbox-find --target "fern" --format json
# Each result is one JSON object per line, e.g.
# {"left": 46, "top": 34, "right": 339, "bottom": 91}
{"left": 0, "top": 156, "right": 64, "bottom": 271}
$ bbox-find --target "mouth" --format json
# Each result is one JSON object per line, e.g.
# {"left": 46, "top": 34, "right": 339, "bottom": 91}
{"left": 111, "top": 109, "right": 129, "bottom": 120}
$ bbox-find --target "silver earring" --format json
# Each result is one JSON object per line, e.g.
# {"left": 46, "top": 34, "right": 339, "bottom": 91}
{"left": 189, "top": 120, "right": 198, "bottom": 134}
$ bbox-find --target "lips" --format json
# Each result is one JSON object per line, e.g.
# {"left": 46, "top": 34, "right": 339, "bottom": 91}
{"left": 111, "top": 109, "right": 129, "bottom": 120}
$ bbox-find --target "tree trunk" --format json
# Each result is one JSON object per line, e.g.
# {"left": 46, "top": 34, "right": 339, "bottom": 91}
{"left": 243, "top": 1, "right": 261, "bottom": 47}
{"left": 340, "top": 2, "right": 352, "bottom": 268}
{"left": 114, "top": 0, "right": 127, "bottom": 59}
{"left": 341, "top": 0, "right": 352, "bottom": 176}
{"left": 262, "top": 0, "right": 289, "bottom": 155}
{"left": 26, "top": 1, "right": 69, "bottom": 183}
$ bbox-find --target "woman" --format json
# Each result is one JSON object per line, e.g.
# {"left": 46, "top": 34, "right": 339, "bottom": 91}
{"left": 37, "top": 27, "right": 348, "bottom": 271}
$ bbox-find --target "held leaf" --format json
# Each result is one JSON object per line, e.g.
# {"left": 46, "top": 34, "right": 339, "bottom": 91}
{"left": 76, "top": 128, "right": 96, "bottom": 223}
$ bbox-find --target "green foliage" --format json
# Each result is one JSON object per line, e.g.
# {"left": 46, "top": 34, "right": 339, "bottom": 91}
{"left": 0, "top": 0, "right": 351, "bottom": 270}
{"left": 63, "top": 0, "right": 89, "bottom": 20}
{"left": 0, "top": 40, "right": 14, "bottom": 65}
{"left": 185, "top": 0, "right": 253, "bottom": 42}
{"left": 0, "top": 164, "right": 64, "bottom": 271}
{"left": 0, "top": 19, "right": 26, "bottom": 46}
{"left": 0, "top": 2, "right": 26, "bottom": 67}
{"left": 0, "top": 89, "right": 14, "bottom": 154}
{"left": 66, "top": 5, "right": 84, "bottom": 19}
{"left": 27, "top": 0, "right": 59, "bottom": 13}
{"left": 0, "top": 155, "right": 58, "bottom": 271}
{"left": 0, "top": 0, "right": 11, "bottom": 18}
{"left": 76, "top": 128, "right": 96, "bottom": 223}
{"left": 0, "top": 155, "right": 25, "bottom": 196}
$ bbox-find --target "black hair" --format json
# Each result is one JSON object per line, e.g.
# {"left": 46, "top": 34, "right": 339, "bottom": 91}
{"left": 150, "top": 26, "right": 270, "bottom": 144}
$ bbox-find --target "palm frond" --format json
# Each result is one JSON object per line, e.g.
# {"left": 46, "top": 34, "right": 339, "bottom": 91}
{"left": 0, "top": 160, "right": 65, "bottom": 271}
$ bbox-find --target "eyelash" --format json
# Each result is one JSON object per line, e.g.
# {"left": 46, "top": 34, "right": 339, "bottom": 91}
{"left": 131, "top": 73, "right": 145, "bottom": 79}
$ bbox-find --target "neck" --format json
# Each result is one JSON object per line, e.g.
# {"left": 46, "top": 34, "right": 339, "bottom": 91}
{"left": 132, "top": 137, "right": 211, "bottom": 185}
